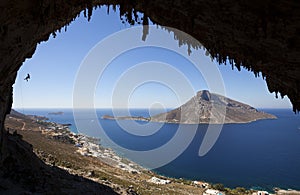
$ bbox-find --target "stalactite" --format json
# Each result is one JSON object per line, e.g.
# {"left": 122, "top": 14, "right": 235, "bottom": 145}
{"left": 87, "top": 0, "right": 93, "bottom": 22}
{"left": 83, "top": 9, "right": 87, "bottom": 18}
{"left": 107, "top": 5, "right": 110, "bottom": 15}
{"left": 142, "top": 14, "right": 149, "bottom": 41}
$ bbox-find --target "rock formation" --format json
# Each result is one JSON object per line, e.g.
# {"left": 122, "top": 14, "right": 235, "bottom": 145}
{"left": 151, "top": 90, "right": 276, "bottom": 124}
{"left": 0, "top": 0, "right": 299, "bottom": 192}
{"left": 104, "top": 90, "right": 276, "bottom": 124}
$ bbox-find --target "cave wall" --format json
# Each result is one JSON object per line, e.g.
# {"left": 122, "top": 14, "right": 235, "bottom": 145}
{"left": 0, "top": 0, "right": 103, "bottom": 161}
{"left": 0, "top": 0, "right": 299, "bottom": 157}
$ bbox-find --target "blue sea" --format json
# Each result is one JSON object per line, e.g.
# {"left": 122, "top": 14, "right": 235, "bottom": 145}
{"left": 19, "top": 108, "right": 300, "bottom": 191}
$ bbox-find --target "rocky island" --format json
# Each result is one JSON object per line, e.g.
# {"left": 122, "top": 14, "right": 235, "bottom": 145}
{"left": 103, "top": 90, "right": 276, "bottom": 124}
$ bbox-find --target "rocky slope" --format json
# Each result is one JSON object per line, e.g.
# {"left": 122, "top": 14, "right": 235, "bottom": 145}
{"left": 3, "top": 110, "right": 208, "bottom": 194}
{"left": 151, "top": 90, "right": 276, "bottom": 124}
{"left": 2, "top": 110, "right": 118, "bottom": 194}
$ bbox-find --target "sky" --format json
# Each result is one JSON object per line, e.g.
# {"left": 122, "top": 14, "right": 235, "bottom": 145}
{"left": 12, "top": 7, "right": 291, "bottom": 109}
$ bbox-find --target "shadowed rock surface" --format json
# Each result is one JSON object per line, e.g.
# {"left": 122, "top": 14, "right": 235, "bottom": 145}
{"left": 151, "top": 90, "right": 276, "bottom": 124}
{"left": 0, "top": 132, "right": 119, "bottom": 194}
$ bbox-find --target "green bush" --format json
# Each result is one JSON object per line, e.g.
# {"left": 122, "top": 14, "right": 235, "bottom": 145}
{"left": 235, "top": 187, "right": 247, "bottom": 193}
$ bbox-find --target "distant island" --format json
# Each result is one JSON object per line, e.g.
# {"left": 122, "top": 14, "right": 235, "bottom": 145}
{"left": 102, "top": 90, "right": 276, "bottom": 124}
{"left": 48, "top": 111, "right": 64, "bottom": 115}
{"left": 102, "top": 115, "right": 150, "bottom": 121}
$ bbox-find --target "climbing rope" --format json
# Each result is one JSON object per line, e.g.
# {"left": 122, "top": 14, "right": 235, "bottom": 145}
{"left": 19, "top": 75, "right": 25, "bottom": 114}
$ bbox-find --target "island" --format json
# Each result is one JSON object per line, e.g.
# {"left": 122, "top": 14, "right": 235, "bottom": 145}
{"left": 102, "top": 90, "right": 276, "bottom": 124}
{"left": 102, "top": 115, "right": 150, "bottom": 122}
{"left": 48, "top": 111, "right": 64, "bottom": 115}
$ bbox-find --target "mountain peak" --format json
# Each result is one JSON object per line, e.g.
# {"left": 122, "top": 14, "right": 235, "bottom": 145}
{"left": 197, "top": 90, "right": 211, "bottom": 101}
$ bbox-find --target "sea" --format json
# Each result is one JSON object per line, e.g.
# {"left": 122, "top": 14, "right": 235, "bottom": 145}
{"left": 19, "top": 108, "right": 300, "bottom": 192}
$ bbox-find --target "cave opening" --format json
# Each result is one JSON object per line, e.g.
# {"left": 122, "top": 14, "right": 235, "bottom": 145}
{"left": 1, "top": 1, "right": 300, "bottom": 193}
{"left": 12, "top": 7, "right": 292, "bottom": 112}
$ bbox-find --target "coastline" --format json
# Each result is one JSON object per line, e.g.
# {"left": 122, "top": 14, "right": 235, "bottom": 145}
{"left": 39, "top": 122, "right": 300, "bottom": 195}
{"left": 6, "top": 111, "right": 299, "bottom": 194}
{"left": 42, "top": 127, "right": 145, "bottom": 175}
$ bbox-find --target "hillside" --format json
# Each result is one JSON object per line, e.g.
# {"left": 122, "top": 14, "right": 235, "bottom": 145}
{"left": 103, "top": 90, "right": 276, "bottom": 124}
{"left": 151, "top": 90, "right": 276, "bottom": 124}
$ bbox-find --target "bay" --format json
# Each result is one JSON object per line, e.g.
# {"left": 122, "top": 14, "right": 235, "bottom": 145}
{"left": 20, "top": 108, "right": 300, "bottom": 191}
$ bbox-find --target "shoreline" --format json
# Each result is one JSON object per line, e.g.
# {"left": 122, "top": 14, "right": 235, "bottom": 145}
{"left": 39, "top": 119, "right": 298, "bottom": 194}
{"left": 6, "top": 111, "right": 299, "bottom": 194}
{"left": 49, "top": 128, "right": 300, "bottom": 194}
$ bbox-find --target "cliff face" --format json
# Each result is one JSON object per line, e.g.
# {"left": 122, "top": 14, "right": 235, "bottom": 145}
{"left": 151, "top": 90, "right": 276, "bottom": 124}
{"left": 0, "top": 0, "right": 299, "bottom": 190}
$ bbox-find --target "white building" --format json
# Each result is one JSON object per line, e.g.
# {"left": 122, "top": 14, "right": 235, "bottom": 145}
{"left": 257, "top": 191, "right": 269, "bottom": 195}
{"left": 148, "top": 176, "right": 171, "bottom": 185}
{"left": 203, "top": 189, "right": 223, "bottom": 195}
{"left": 193, "top": 181, "right": 209, "bottom": 188}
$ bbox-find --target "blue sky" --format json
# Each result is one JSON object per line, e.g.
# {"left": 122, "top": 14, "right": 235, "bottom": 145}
{"left": 12, "top": 7, "right": 291, "bottom": 109}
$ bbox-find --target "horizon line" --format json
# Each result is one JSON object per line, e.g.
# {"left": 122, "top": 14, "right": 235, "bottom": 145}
{"left": 12, "top": 107, "right": 292, "bottom": 110}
